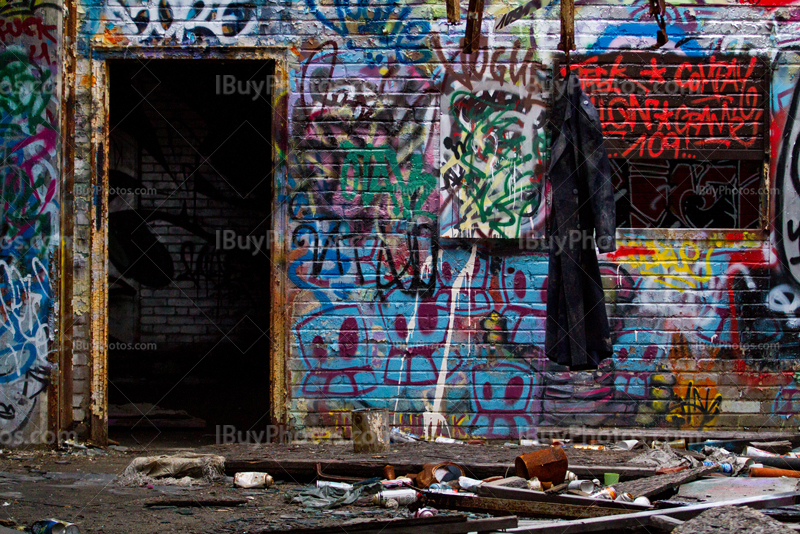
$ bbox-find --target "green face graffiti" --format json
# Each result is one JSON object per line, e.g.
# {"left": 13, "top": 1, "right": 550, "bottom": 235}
{"left": 441, "top": 86, "right": 547, "bottom": 238}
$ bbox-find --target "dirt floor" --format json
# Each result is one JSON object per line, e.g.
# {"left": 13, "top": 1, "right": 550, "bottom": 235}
{"left": 0, "top": 432, "right": 644, "bottom": 533}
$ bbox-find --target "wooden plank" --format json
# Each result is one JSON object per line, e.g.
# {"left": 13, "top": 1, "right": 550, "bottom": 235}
{"left": 252, "top": 515, "right": 467, "bottom": 534}
{"left": 568, "top": 465, "right": 656, "bottom": 480}
{"left": 223, "top": 459, "right": 654, "bottom": 481}
{"left": 424, "top": 493, "right": 632, "bottom": 520}
{"left": 500, "top": 491, "right": 800, "bottom": 534}
{"left": 613, "top": 465, "right": 717, "bottom": 499}
{"left": 649, "top": 515, "right": 685, "bottom": 532}
{"left": 144, "top": 497, "right": 248, "bottom": 507}
{"left": 477, "top": 485, "right": 651, "bottom": 511}
{"left": 252, "top": 515, "right": 518, "bottom": 534}
{"left": 761, "top": 505, "right": 800, "bottom": 522}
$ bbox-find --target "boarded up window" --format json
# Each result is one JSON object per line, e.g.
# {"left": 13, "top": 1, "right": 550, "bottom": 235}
{"left": 567, "top": 54, "right": 768, "bottom": 229}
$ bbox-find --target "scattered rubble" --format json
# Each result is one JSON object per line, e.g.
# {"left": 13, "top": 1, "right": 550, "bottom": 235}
{"left": 672, "top": 505, "right": 789, "bottom": 534}
{"left": 118, "top": 453, "right": 225, "bottom": 486}
{"left": 10, "top": 434, "right": 800, "bottom": 532}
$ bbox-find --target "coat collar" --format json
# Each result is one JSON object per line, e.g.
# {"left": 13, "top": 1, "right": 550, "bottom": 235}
{"left": 548, "top": 75, "right": 578, "bottom": 172}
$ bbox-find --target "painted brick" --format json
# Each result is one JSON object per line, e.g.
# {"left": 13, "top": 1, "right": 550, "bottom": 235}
{"left": 720, "top": 401, "right": 762, "bottom": 414}
{"left": 2, "top": 0, "right": 795, "bottom": 446}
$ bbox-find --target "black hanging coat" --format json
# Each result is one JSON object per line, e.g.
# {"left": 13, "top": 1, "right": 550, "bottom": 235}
{"left": 544, "top": 73, "right": 617, "bottom": 371}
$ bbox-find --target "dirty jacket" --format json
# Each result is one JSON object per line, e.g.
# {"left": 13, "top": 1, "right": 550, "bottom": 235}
{"left": 544, "top": 73, "right": 616, "bottom": 370}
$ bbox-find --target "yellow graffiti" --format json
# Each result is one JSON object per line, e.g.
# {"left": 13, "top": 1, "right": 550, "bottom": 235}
{"left": 666, "top": 381, "right": 723, "bottom": 429}
{"left": 0, "top": 0, "right": 57, "bottom": 18}
{"left": 618, "top": 240, "right": 714, "bottom": 291}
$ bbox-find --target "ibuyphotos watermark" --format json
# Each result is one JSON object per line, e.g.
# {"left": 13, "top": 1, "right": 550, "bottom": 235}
{"left": 73, "top": 339, "right": 157, "bottom": 352}
{"left": 518, "top": 230, "right": 614, "bottom": 253}
{"left": 216, "top": 74, "right": 279, "bottom": 101}
{"left": 215, "top": 229, "right": 281, "bottom": 256}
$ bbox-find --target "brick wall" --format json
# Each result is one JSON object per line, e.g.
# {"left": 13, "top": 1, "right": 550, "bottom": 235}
{"left": 60, "top": 0, "right": 800, "bottom": 439}
{"left": 0, "top": 1, "right": 61, "bottom": 442}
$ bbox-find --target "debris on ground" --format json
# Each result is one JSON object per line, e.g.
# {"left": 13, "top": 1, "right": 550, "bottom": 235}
{"left": 627, "top": 442, "right": 699, "bottom": 470}
{"left": 118, "top": 453, "right": 225, "bottom": 486}
{"left": 287, "top": 481, "right": 383, "bottom": 509}
{"left": 672, "top": 505, "right": 789, "bottom": 534}
{"left": 13, "top": 433, "right": 800, "bottom": 532}
{"left": 613, "top": 464, "right": 717, "bottom": 499}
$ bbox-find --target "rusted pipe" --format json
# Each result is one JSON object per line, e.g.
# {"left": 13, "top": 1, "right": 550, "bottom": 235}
{"left": 749, "top": 467, "right": 800, "bottom": 478}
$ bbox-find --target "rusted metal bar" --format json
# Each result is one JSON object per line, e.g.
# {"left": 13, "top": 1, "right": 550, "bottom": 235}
{"left": 463, "top": 0, "right": 484, "bottom": 53}
{"left": 446, "top": 0, "right": 460, "bottom": 24}
{"left": 423, "top": 493, "right": 632, "bottom": 520}
{"left": 559, "top": 0, "right": 574, "bottom": 56}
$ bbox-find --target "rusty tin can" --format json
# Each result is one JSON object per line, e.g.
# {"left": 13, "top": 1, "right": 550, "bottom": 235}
{"left": 514, "top": 445, "right": 568, "bottom": 484}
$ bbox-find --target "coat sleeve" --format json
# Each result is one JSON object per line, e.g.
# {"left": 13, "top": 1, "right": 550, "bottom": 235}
{"left": 578, "top": 97, "right": 616, "bottom": 254}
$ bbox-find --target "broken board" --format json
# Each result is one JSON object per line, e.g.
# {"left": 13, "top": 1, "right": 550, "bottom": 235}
{"left": 613, "top": 464, "right": 717, "bottom": 499}
{"left": 252, "top": 514, "right": 518, "bottom": 534}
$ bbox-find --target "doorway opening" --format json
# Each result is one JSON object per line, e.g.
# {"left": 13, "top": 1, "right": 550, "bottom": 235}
{"left": 106, "top": 60, "right": 275, "bottom": 444}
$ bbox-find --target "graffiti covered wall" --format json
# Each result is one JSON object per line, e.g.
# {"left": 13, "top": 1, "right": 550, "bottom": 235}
{"left": 69, "top": 0, "right": 800, "bottom": 439}
{"left": 0, "top": 0, "right": 60, "bottom": 440}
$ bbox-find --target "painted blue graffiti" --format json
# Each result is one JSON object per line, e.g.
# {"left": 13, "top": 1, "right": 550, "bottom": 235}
{"left": 304, "top": 0, "right": 431, "bottom": 65}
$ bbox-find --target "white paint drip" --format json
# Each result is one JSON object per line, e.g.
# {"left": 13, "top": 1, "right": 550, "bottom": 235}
{"left": 394, "top": 292, "right": 421, "bottom": 424}
{"left": 424, "top": 245, "right": 477, "bottom": 440}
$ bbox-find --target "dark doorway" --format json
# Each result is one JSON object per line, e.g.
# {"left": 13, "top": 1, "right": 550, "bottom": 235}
{"left": 107, "top": 60, "right": 275, "bottom": 442}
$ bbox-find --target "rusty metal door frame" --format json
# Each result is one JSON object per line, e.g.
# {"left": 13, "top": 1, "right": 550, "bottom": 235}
{"left": 85, "top": 47, "right": 290, "bottom": 445}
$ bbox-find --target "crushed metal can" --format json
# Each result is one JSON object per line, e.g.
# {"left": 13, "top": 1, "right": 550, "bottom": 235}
{"left": 614, "top": 492, "right": 635, "bottom": 503}
{"left": 591, "top": 487, "right": 617, "bottom": 500}
{"left": 515, "top": 446, "right": 568, "bottom": 484}
{"left": 414, "top": 507, "right": 438, "bottom": 518}
{"left": 568, "top": 480, "right": 595, "bottom": 493}
{"left": 32, "top": 520, "right": 80, "bottom": 534}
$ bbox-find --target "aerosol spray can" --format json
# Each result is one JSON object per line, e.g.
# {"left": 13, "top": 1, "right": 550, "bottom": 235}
{"left": 372, "top": 489, "right": 420, "bottom": 506}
